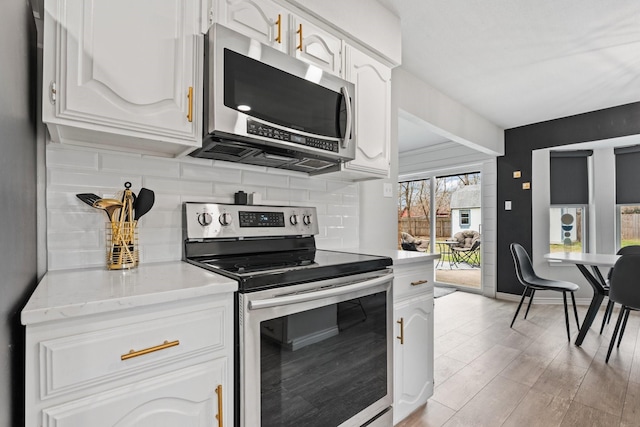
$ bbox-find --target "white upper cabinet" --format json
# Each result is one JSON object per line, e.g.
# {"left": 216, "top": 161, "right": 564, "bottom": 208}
{"left": 216, "top": 0, "right": 288, "bottom": 52}
{"left": 42, "top": 0, "right": 203, "bottom": 157}
{"left": 338, "top": 45, "right": 392, "bottom": 179}
{"left": 215, "top": 0, "right": 342, "bottom": 76}
{"left": 290, "top": 15, "right": 342, "bottom": 76}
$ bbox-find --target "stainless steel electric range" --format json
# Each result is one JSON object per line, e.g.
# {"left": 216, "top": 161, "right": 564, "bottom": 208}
{"left": 183, "top": 202, "right": 394, "bottom": 427}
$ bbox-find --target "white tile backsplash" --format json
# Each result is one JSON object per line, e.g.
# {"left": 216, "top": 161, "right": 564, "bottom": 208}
{"left": 46, "top": 144, "right": 359, "bottom": 270}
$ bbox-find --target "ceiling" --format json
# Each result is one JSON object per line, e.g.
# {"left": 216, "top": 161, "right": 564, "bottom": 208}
{"left": 379, "top": 0, "right": 640, "bottom": 153}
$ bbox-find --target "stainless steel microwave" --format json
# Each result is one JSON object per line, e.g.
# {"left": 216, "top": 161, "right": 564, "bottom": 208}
{"left": 190, "top": 24, "right": 356, "bottom": 173}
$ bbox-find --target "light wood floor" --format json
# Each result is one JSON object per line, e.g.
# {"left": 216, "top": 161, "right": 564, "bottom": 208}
{"left": 397, "top": 291, "right": 640, "bottom": 427}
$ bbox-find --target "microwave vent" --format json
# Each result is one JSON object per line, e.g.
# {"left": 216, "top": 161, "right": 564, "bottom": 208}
{"left": 295, "top": 158, "right": 335, "bottom": 170}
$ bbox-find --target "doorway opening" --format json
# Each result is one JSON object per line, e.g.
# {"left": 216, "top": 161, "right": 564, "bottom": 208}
{"left": 398, "top": 172, "right": 481, "bottom": 290}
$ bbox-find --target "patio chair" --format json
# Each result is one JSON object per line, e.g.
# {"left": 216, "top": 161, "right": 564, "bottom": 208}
{"left": 450, "top": 231, "right": 481, "bottom": 266}
{"left": 400, "top": 232, "right": 428, "bottom": 252}
{"left": 510, "top": 243, "right": 580, "bottom": 341}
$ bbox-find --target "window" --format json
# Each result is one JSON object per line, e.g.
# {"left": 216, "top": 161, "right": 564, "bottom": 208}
{"left": 459, "top": 209, "right": 470, "bottom": 226}
{"left": 549, "top": 150, "right": 591, "bottom": 253}
{"left": 549, "top": 207, "right": 586, "bottom": 253}
{"left": 615, "top": 145, "right": 640, "bottom": 248}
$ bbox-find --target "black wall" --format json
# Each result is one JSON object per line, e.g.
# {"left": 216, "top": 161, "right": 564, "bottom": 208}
{"left": 497, "top": 102, "right": 640, "bottom": 295}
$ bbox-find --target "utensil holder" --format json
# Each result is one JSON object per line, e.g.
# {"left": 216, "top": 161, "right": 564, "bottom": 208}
{"left": 106, "top": 220, "right": 139, "bottom": 270}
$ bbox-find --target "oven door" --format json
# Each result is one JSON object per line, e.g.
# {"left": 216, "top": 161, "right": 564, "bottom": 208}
{"left": 239, "top": 270, "right": 393, "bottom": 427}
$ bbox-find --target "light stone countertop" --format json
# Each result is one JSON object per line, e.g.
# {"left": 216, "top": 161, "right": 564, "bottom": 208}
{"left": 21, "top": 261, "right": 237, "bottom": 325}
{"left": 336, "top": 248, "right": 439, "bottom": 266}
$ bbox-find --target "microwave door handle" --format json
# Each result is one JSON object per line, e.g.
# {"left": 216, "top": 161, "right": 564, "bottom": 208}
{"left": 341, "top": 86, "right": 353, "bottom": 149}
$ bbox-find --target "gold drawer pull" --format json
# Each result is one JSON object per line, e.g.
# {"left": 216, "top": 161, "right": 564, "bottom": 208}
{"left": 397, "top": 318, "right": 404, "bottom": 344}
{"left": 121, "top": 340, "right": 180, "bottom": 360}
{"left": 411, "top": 279, "right": 428, "bottom": 286}
{"left": 216, "top": 384, "right": 224, "bottom": 427}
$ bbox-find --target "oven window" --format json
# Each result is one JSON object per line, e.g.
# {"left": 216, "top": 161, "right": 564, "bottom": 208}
{"left": 260, "top": 292, "right": 387, "bottom": 426}
{"left": 224, "top": 49, "right": 346, "bottom": 138}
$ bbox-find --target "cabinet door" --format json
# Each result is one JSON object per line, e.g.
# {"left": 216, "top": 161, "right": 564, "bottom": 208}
{"left": 291, "top": 16, "right": 342, "bottom": 76}
{"left": 393, "top": 294, "right": 434, "bottom": 424}
{"left": 44, "top": 0, "right": 201, "bottom": 144}
{"left": 344, "top": 45, "right": 391, "bottom": 177}
{"left": 42, "top": 359, "right": 229, "bottom": 427}
{"left": 217, "top": 0, "right": 287, "bottom": 52}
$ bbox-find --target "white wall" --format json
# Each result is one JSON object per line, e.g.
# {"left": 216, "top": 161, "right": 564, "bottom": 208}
{"left": 45, "top": 144, "right": 360, "bottom": 270}
{"left": 394, "top": 68, "right": 504, "bottom": 156}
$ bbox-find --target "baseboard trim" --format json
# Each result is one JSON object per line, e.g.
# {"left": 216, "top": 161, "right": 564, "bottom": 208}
{"left": 496, "top": 291, "right": 596, "bottom": 306}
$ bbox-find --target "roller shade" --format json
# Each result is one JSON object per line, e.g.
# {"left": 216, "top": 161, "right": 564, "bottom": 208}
{"left": 550, "top": 150, "right": 592, "bottom": 205}
{"left": 615, "top": 145, "right": 640, "bottom": 204}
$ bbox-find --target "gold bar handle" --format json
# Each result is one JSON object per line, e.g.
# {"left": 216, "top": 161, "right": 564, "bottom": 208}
{"left": 215, "top": 384, "right": 224, "bottom": 427}
{"left": 187, "top": 86, "right": 193, "bottom": 122}
{"left": 121, "top": 340, "right": 179, "bottom": 360}
{"left": 411, "top": 279, "right": 429, "bottom": 286}
{"left": 275, "top": 14, "right": 282, "bottom": 44}
{"left": 296, "top": 23, "right": 303, "bottom": 51}
{"left": 396, "top": 318, "right": 404, "bottom": 344}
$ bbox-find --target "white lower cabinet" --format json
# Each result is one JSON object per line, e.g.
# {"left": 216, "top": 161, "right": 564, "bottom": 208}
{"left": 25, "top": 295, "right": 233, "bottom": 427}
{"left": 393, "top": 261, "right": 434, "bottom": 425}
{"left": 42, "top": 360, "right": 225, "bottom": 427}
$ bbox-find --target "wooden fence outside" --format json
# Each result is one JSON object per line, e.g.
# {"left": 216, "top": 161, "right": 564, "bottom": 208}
{"left": 398, "top": 218, "right": 451, "bottom": 241}
{"left": 621, "top": 213, "right": 640, "bottom": 239}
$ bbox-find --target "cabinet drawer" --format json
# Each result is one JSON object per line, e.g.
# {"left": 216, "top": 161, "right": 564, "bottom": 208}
{"left": 393, "top": 264, "right": 433, "bottom": 300}
{"left": 39, "top": 306, "right": 226, "bottom": 399}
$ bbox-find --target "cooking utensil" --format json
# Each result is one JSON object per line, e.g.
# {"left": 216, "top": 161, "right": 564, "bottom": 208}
{"left": 134, "top": 188, "right": 155, "bottom": 220}
{"left": 93, "top": 198, "right": 124, "bottom": 222}
{"left": 76, "top": 193, "right": 101, "bottom": 207}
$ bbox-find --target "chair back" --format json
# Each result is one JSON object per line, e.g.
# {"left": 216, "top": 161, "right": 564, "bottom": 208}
{"left": 607, "top": 245, "right": 640, "bottom": 280}
{"left": 510, "top": 243, "right": 539, "bottom": 285}
{"left": 609, "top": 254, "right": 640, "bottom": 310}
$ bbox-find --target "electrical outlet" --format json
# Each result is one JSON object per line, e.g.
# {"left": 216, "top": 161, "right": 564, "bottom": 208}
{"left": 383, "top": 183, "right": 393, "bottom": 198}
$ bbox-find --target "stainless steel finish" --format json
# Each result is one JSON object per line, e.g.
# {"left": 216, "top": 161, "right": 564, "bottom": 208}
{"left": 248, "top": 274, "right": 391, "bottom": 310}
{"left": 195, "top": 24, "right": 356, "bottom": 171}
{"left": 239, "top": 270, "right": 394, "bottom": 427}
{"left": 341, "top": 86, "right": 353, "bottom": 149}
{"left": 184, "top": 202, "right": 318, "bottom": 240}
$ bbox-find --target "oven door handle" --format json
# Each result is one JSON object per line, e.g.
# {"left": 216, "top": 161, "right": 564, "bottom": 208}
{"left": 248, "top": 274, "right": 390, "bottom": 310}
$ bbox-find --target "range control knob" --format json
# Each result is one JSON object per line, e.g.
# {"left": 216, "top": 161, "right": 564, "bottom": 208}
{"left": 290, "top": 215, "right": 299, "bottom": 225}
{"left": 219, "top": 212, "right": 233, "bottom": 226}
{"left": 303, "top": 214, "right": 313, "bottom": 226}
{"left": 197, "top": 212, "right": 213, "bottom": 226}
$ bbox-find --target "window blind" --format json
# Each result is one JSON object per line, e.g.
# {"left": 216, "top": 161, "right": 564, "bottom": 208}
{"left": 615, "top": 145, "right": 640, "bottom": 204}
{"left": 549, "top": 150, "right": 592, "bottom": 205}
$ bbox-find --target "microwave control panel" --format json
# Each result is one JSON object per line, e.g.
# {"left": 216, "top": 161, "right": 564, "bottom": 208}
{"left": 247, "top": 120, "right": 338, "bottom": 153}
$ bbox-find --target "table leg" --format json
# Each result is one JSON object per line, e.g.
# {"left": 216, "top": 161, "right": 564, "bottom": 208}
{"left": 574, "top": 264, "right": 607, "bottom": 346}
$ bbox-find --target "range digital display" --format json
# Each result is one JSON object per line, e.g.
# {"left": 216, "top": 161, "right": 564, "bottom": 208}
{"left": 239, "top": 211, "right": 285, "bottom": 227}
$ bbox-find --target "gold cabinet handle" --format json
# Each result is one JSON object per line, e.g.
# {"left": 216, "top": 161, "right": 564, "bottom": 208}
{"left": 121, "top": 340, "right": 179, "bottom": 360}
{"left": 296, "top": 23, "right": 303, "bottom": 51}
{"left": 396, "top": 318, "right": 404, "bottom": 344}
{"left": 215, "top": 384, "right": 224, "bottom": 427}
{"left": 187, "top": 86, "right": 193, "bottom": 122}
{"left": 275, "top": 14, "right": 282, "bottom": 44}
{"left": 411, "top": 279, "right": 429, "bottom": 286}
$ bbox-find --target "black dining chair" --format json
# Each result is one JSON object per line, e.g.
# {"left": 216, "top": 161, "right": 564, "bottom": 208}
{"left": 510, "top": 243, "right": 581, "bottom": 341}
{"left": 606, "top": 253, "right": 640, "bottom": 363}
{"left": 599, "top": 245, "right": 640, "bottom": 334}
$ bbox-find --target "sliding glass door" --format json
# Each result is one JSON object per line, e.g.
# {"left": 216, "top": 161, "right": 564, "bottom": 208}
{"left": 398, "top": 172, "right": 481, "bottom": 290}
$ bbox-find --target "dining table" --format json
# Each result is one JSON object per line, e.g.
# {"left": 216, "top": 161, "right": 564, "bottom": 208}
{"left": 543, "top": 252, "right": 620, "bottom": 346}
